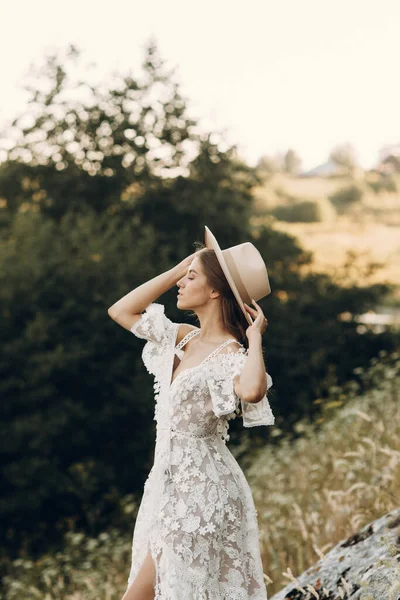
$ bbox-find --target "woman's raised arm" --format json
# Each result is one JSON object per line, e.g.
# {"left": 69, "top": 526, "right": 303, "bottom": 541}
{"left": 107, "top": 252, "right": 197, "bottom": 331}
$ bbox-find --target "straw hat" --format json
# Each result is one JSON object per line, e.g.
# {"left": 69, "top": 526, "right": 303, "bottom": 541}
{"left": 204, "top": 226, "right": 271, "bottom": 326}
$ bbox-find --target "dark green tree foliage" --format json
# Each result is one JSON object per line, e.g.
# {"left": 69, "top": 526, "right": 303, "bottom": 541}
{"left": 0, "top": 43, "right": 398, "bottom": 558}
{"left": 0, "top": 212, "right": 162, "bottom": 553}
{"left": 132, "top": 140, "right": 258, "bottom": 263}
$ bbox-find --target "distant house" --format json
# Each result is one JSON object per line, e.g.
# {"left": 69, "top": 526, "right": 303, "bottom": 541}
{"left": 299, "top": 160, "right": 344, "bottom": 178}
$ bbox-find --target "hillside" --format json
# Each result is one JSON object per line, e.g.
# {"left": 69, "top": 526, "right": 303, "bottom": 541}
{"left": 247, "top": 350, "right": 400, "bottom": 595}
{"left": 253, "top": 173, "right": 400, "bottom": 300}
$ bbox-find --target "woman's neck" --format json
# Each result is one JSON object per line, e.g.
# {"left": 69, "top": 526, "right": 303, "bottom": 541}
{"left": 194, "top": 305, "right": 233, "bottom": 344}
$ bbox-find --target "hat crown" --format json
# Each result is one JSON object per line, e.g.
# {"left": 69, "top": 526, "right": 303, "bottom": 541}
{"left": 221, "top": 242, "right": 270, "bottom": 303}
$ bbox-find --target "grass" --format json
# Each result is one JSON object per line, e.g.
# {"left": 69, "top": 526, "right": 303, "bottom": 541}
{"left": 1, "top": 529, "right": 133, "bottom": 600}
{"left": 247, "top": 350, "right": 400, "bottom": 595}
{"left": 2, "top": 351, "right": 399, "bottom": 599}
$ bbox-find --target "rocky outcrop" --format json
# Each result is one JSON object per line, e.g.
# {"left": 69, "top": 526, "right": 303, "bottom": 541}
{"left": 270, "top": 507, "right": 400, "bottom": 600}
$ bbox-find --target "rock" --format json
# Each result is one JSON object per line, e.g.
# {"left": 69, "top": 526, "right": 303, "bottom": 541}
{"left": 269, "top": 507, "right": 400, "bottom": 600}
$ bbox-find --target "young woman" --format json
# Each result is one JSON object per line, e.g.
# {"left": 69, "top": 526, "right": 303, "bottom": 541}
{"left": 108, "top": 226, "right": 275, "bottom": 600}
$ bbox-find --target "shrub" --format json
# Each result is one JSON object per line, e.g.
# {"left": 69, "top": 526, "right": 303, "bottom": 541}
{"left": 367, "top": 174, "right": 399, "bottom": 194}
{"left": 329, "top": 182, "right": 365, "bottom": 212}
{"left": 270, "top": 198, "right": 336, "bottom": 223}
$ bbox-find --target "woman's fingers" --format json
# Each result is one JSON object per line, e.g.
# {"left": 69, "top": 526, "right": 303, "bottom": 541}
{"left": 244, "top": 300, "right": 268, "bottom": 333}
{"left": 246, "top": 300, "right": 262, "bottom": 319}
{"left": 251, "top": 299, "right": 263, "bottom": 313}
{"left": 248, "top": 300, "right": 268, "bottom": 328}
{"left": 244, "top": 302, "right": 257, "bottom": 315}
{"left": 253, "top": 300, "right": 267, "bottom": 320}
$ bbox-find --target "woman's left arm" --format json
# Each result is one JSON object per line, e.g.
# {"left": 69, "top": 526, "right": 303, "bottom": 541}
{"left": 234, "top": 299, "right": 269, "bottom": 403}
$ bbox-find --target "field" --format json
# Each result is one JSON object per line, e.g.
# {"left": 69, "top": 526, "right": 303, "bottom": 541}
{"left": 253, "top": 173, "right": 400, "bottom": 302}
{"left": 275, "top": 219, "right": 400, "bottom": 290}
{"left": 248, "top": 351, "right": 400, "bottom": 595}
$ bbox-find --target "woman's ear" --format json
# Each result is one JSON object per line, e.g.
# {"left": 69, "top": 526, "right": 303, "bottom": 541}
{"left": 209, "top": 288, "right": 221, "bottom": 299}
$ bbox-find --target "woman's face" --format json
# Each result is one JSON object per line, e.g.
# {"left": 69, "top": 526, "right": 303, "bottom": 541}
{"left": 176, "top": 255, "right": 215, "bottom": 311}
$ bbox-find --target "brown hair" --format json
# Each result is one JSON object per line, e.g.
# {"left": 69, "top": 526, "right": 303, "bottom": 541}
{"left": 192, "top": 243, "right": 250, "bottom": 349}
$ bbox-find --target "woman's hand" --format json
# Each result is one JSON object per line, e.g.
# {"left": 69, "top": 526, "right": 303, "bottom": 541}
{"left": 243, "top": 299, "right": 269, "bottom": 339}
{"left": 172, "top": 251, "right": 201, "bottom": 280}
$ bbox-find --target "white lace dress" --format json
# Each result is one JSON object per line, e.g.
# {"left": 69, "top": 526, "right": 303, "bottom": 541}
{"left": 126, "top": 303, "right": 274, "bottom": 599}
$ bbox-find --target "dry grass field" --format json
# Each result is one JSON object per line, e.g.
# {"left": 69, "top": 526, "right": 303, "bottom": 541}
{"left": 247, "top": 351, "right": 400, "bottom": 596}
{"left": 275, "top": 219, "right": 400, "bottom": 290}
{"left": 253, "top": 173, "right": 400, "bottom": 302}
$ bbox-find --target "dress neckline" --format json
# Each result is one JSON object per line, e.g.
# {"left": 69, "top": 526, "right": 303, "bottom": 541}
{"left": 170, "top": 330, "right": 241, "bottom": 387}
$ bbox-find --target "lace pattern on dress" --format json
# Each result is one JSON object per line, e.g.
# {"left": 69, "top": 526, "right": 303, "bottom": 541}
{"left": 130, "top": 303, "right": 275, "bottom": 430}
{"left": 130, "top": 303, "right": 178, "bottom": 423}
{"left": 207, "top": 349, "right": 274, "bottom": 430}
{"left": 128, "top": 302, "right": 274, "bottom": 599}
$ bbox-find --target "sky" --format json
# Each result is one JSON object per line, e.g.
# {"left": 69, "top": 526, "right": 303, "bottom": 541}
{"left": 1, "top": 0, "right": 400, "bottom": 171}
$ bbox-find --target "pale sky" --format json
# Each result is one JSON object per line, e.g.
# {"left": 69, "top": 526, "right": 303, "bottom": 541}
{"left": 1, "top": 0, "right": 400, "bottom": 170}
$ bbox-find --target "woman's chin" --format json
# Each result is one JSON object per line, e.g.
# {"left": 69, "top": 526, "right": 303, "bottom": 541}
{"left": 177, "top": 297, "right": 188, "bottom": 309}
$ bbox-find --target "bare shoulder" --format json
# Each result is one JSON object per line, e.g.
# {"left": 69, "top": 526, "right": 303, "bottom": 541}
{"left": 176, "top": 323, "right": 199, "bottom": 344}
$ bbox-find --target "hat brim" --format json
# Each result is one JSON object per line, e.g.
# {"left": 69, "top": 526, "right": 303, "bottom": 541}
{"left": 204, "top": 226, "right": 254, "bottom": 326}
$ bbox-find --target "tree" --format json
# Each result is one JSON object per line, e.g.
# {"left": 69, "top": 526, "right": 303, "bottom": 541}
{"left": 329, "top": 143, "right": 359, "bottom": 176}
{"left": 0, "top": 42, "right": 200, "bottom": 219}
{"left": 256, "top": 153, "right": 282, "bottom": 178}
{"left": 131, "top": 137, "right": 260, "bottom": 264}
{"left": 283, "top": 149, "right": 302, "bottom": 175}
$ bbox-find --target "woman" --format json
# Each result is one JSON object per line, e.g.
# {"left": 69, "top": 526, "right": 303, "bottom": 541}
{"left": 108, "top": 226, "right": 275, "bottom": 600}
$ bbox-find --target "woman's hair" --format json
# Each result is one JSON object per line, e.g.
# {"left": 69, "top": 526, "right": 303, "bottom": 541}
{"left": 192, "top": 243, "right": 250, "bottom": 349}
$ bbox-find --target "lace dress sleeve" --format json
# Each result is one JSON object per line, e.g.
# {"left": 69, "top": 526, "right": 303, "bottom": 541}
{"left": 207, "top": 349, "right": 275, "bottom": 428}
{"left": 130, "top": 303, "right": 177, "bottom": 376}
{"left": 130, "top": 302, "right": 175, "bottom": 344}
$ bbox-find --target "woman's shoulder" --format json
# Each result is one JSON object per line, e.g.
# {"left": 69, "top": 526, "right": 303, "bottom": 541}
{"left": 205, "top": 341, "right": 247, "bottom": 383}
{"left": 208, "top": 340, "right": 247, "bottom": 370}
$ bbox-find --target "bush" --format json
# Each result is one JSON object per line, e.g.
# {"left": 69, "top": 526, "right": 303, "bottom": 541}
{"left": 329, "top": 182, "right": 365, "bottom": 212}
{"left": 367, "top": 174, "right": 399, "bottom": 194}
{"left": 270, "top": 198, "right": 336, "bottom": 223}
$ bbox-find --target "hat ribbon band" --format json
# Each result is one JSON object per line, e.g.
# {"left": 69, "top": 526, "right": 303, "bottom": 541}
{"left": 223, "top": 249, "right": 252, "bottom": 305}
